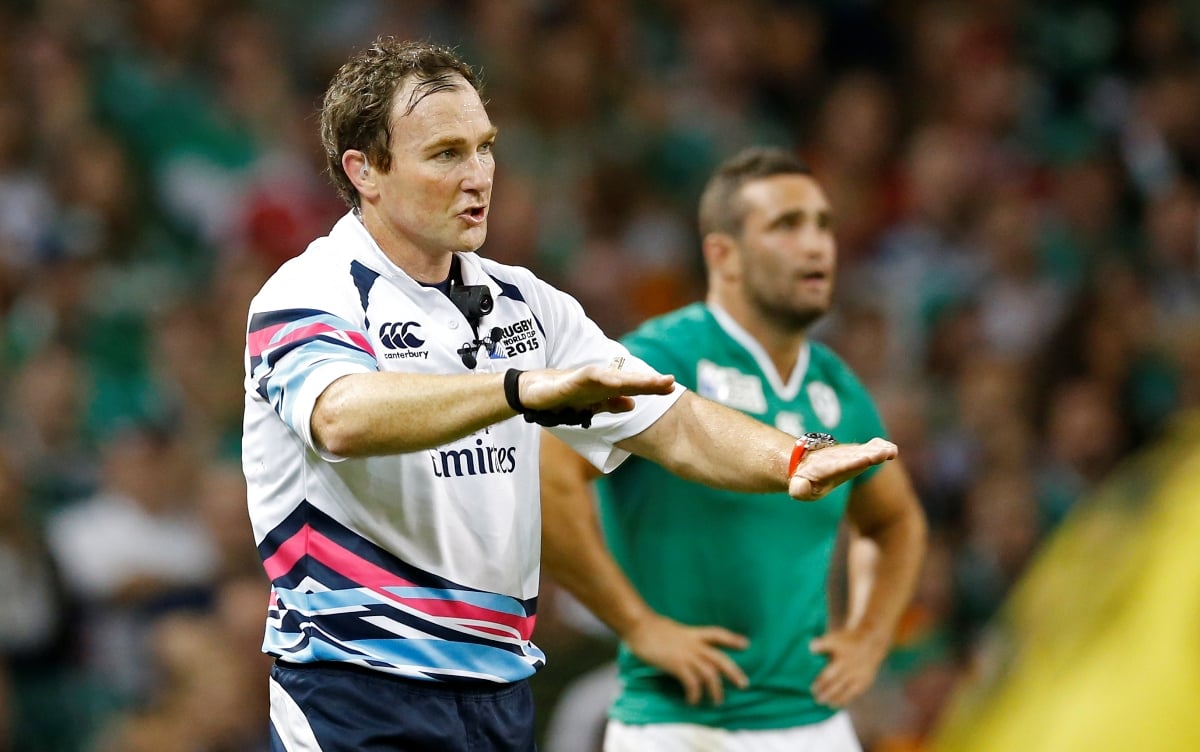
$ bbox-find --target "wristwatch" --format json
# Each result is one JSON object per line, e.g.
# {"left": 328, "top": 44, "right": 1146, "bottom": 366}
{"left": 787, "top": 432, "right": 838, "bottom": 478}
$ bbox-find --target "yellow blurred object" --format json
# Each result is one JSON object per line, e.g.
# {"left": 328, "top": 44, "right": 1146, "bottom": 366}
{"left": 933, "top": 411, "right": 1200, "bottom": 752}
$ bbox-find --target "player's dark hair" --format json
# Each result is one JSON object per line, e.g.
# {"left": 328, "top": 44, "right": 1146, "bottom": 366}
{"left": 320, "top": 37, "right": 481, "bottom": 209}
{"left": 698, "top": 147, "right": 812, "bottom": 238}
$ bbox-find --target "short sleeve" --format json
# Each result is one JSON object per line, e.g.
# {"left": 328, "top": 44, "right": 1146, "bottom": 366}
{"left": 505, "top": 269, "right": 684, "bottom": 471}
{"left": 246, "top": 300, "right": 378, "bottom": 460}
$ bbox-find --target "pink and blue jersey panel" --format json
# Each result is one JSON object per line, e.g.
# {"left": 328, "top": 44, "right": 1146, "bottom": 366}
{"left": 258, "top": 501, "right": 543, "bottom": 682}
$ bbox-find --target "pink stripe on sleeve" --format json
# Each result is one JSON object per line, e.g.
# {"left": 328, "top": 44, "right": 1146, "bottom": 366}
{"left": 247, "top": 322, "right": 290, "bottom": 357}
{"left": 250, "top": 321, "right": 376, "bottom": 359}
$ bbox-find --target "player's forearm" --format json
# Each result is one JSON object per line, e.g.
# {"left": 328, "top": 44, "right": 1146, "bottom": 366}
{"left": 312, "top": 371, "right": 513, "bottom": 456}
{"left": 541, "top": 531, "right": 656, "bottom": 639}
{"left": 540, "top": 437, "right": 655, "bottom": 638}
{"left": 620, "top": 391, "right": 792, "bottom": 492}
{"left": 848, "top": 507, "right": 926, "bottom": 643}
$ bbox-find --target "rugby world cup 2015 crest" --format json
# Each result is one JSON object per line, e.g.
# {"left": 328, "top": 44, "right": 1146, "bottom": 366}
{"left": 696, "top": 359, "right": 767, "bottom": 414}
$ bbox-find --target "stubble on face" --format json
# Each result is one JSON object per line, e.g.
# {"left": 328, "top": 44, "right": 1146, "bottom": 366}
{"left": 746, "top": 280, "right": 830, "bottom": 332}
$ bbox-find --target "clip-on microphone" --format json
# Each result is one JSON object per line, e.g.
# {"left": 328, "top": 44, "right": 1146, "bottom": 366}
{"left": 450, "top": 282, "right": 498, "bottom": 369}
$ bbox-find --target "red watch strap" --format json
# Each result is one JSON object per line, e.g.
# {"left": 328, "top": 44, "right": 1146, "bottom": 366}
{"left": 787, "top": 439, "right": 807, "bottom": 478}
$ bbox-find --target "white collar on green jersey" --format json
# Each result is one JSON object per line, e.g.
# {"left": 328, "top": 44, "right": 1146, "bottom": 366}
{"left": 707, "top": 303, "right": 811, "bottom": 402}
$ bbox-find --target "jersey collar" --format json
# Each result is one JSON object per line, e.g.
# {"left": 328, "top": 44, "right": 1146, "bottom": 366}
{"left": 329, "top": 211, "right": 500, "bottom": 297}
{"left": 706, "top": 302, "right": 810, "bottom": 402}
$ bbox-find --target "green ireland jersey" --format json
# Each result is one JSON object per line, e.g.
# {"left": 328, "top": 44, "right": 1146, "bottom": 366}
{"left": 599, "top": 303, "right": 887, "bottom": 730}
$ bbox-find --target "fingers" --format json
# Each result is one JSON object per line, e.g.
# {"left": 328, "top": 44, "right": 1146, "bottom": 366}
{"left": 688, "top": 629, "right": 749, "bottom": 704}
{"left": 680, "top": 646, "right": 745, "bottom": 706}
{"left": 863, "top": 437, "right": 899, "bottom": 461}
{"left": 678, "top": 669, "right": 702, "bottom": 706}
{"left": 812, "top": 664, "right": 849, "bottom": 707}
{"left": 809, "top": 632, "right": 878, "bottom": 707}
{"left": 638, "top": 624, "right": 750, "bottom": 706}
{"left": 811, "top": 663, "right": 866, "bottom": 708}
{"left": 788, "top": 439, "right": 898, "bottom": 501}
{"left": 593, "top": 395, "right": 636, "bottom": 415}
{"left": 810, "top": 640, "right": 852, "bottom": 707}
{"left": 697, "top": 626, "right": 750, "bottom": 651}
{"left": 789, "top": 474, "right": 816, "bottom": 500}
{"left": 812, "top": 663, "right": 836, "bottom": 706}
{"left": 598, "top": 369, "right": 675, "bottom": 396}
{"left": 700, "top": 660, "right": 725, "bottom": 706}
{"left": 708, "top": 647, "right": 749, "bottom": 692}
{"left": 668, "top": 654, "right": 723, "bottom": 706}
{"left": 523, "top": 368, "right": 675, "bottom": 412}
{"left": 624, "top": 615, "right": 750, "bottom": 707}
{"left": 585, "top": 365, "right": 674, "bottom": 393}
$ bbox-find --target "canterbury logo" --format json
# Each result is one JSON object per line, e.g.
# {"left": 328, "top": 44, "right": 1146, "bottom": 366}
{"left": 379, "top": 322, "right": 425, "bottom": 349}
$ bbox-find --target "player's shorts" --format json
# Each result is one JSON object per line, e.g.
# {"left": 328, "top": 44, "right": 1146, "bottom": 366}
{"left": 604, "top": 711, "right": 862, "bottom": 752}
{"left": 268, "top": 660, "right": 535, "bottom": 752}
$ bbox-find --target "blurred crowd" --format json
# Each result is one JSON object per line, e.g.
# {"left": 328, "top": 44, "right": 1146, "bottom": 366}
{"left": 0, "top": 1, "right": 1197, "bottom": 750}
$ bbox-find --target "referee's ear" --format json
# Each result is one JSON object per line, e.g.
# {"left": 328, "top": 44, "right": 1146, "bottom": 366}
{"left": 343, "top": 150, "right": 377, "bottom": 203}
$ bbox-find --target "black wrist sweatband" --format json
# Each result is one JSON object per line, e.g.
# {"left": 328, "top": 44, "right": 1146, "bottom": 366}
{"left": 504, "top": 368, "right": 526, "bottom": 413}
{"left": 503, "top": 368, "right": 594, "bottom": 429}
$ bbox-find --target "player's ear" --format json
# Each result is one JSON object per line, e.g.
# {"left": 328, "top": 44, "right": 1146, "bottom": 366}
{"left": 703, "top": 232, "right": 741, "bottom": 282}
{"left": 343, "top": 150, "right": 377, "bottom": 200}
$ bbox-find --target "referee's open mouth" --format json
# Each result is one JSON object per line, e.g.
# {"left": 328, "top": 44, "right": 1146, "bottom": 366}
{"left": 459, "top": 205, "right": 488, "bottom": 225}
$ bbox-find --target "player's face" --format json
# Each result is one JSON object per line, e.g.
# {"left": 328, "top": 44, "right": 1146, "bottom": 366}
{"left": 734, "top": 174, "right": 836, "bottom": 331}
{"left": 373, "top": 75, "right": 498, "bottom": 259}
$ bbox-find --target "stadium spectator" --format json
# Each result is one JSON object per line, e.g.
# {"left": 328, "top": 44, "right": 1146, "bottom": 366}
{"left": 45, "top": 422, "right": 217, "bottom": 700}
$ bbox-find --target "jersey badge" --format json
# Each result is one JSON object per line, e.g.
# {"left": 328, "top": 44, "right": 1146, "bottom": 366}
{"left": 775, "top": 411, "right": 804, "bottom": 437}
{"left": 490, "top": 318, "right": 541, "bottom": 359}
{"left": 807, "top": 381, "right": 842, "bottom": 428}
{"left": 378, "top": 321, "right": 429, "bottom": 360}
{"left": 697, "top": 359, "right": 767, "bottom": 414}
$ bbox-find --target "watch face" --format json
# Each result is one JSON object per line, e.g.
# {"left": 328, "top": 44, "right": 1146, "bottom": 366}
{"left": 804, "top": 432, "right": 837, "bottom": 450}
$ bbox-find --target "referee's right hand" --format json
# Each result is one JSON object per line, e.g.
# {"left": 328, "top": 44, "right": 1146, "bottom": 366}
{"left": 517, "top": 366, "right": 676, "bottom": 417}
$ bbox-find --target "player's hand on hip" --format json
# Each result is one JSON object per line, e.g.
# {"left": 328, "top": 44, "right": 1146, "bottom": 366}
{"left": 809, "top": 626, "right": 890, "bottom": 707}
{"left": 624, "top": 612, "right": 749, "bottom": 706}
{"left": 519, "top": 366, "right": 675, "bottom": 416}
{"left": 789, "top": 438, "right": 897, "bottom": 501}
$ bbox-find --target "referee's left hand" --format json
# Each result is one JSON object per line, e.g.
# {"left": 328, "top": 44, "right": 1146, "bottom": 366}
{"left": 789, "top": 438, "right": 897, "bottom": 501}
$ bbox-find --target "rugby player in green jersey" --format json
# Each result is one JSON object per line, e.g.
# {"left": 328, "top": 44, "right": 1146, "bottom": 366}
{"left": 541, "top": 147, "right": 927, "bottom": 751}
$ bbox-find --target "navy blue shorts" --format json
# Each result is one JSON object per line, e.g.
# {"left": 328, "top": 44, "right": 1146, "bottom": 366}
{"left": 268, "top": 661, "right": 536, "bottom": 751}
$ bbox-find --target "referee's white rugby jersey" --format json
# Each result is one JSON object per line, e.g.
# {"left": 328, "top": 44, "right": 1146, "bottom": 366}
{"left": 243, "top": 213, "right": 682, "bottom": 683}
